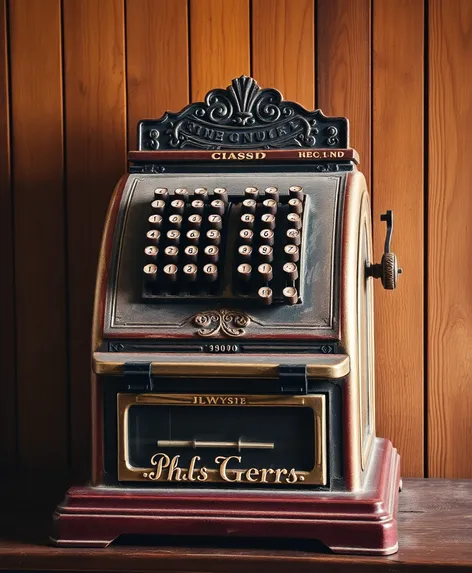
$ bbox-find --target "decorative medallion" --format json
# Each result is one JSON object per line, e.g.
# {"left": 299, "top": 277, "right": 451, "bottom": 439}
{"left": 138, "top": 76, "right": 348, "bottom": 151}
{"left": 192, "top": 309, "right": 250, "bottom": 338}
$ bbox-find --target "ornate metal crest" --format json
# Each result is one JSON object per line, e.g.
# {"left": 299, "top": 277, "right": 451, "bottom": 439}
{"left": 192, "top": 309, "right": 250, "bottom": 338}
{"left": 138, "top": 76, "right": 348, "bottom": 151}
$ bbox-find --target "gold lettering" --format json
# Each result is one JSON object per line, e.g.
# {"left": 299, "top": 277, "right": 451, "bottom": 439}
{"left": 259, "top": 468, "right": 275, "bottom": 483}
{"left": 240, "top": 397, "right": 246, "bottom": 404}
{"left": 329, "top": 151, "right": 337, "bottom": 158}
{"left": 313, "top": 151, "right": 320, "bottom": 158}
{"left": 286, "top": 469, "right": 299, "bottom": 484}
{"left": 149, "top": 453, "right": 170, "bottom": 480}
{"left": 206, "top": 396, "right": 219, "bottom": 404}
{"left": 246, "top": 152, "right": 254, "bottom": 159}
{"left": 216, "top": 455, "right": 243, "bottom": 482}
{"left": 274, "top": 468, "right": 288, "bottom": 483}
{"left": 197, "top": 466, "right": 208, "bottom": 481}
{"left": 338, "top": 151, "right": 344, "bottom": 157}
{"left": 255, "top": 152, "right": 266, "bottom": 159}
{"left": 188, "top": 456, "right": 201, "bottom": 481}
{"left": 299, "top": 151, "right": 306, "bottom": 158}
{"left": 167, "top": 455, "right": 184, "bottom": 481}
{"left": 245, "top": 468, "right": 260, "bottom": 482}
{"left": 211, "top": 152, "right": 221, "bottom": 160}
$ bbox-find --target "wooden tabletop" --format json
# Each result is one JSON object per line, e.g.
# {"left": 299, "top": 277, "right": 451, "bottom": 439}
{"left": 0, "top": 479, "right": 471, "bottom": 572}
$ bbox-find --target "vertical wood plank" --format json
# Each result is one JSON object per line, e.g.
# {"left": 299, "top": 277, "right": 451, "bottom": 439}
{"left": 252, "top": 0, "right": 315, "bottom": 109}
{"left": 0, "top": 0, "right": 16, "bottom": 475}
{"left": 429, "top": 0, "right": 472, "bottom": 478}
{"left": 373, "top": 0, "right": 424, "bottom": 476}
{"left": 126, "top": 0, "right": 189, "bottom": 148}
{"left": 190, "top": 0, "right": 250, "bottom": 101}
{"left": 9, "top": 0, "right": 68, "bottom": 476}
{"left": 63, "top": 0, "right": 127, "bottom": 480}
{"left": 317, "top": 0, "right": 371, "bottom": 189}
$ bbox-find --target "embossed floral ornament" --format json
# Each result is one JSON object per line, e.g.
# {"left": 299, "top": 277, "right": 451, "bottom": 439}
{"left": 193, "top": 310, "right": 250, "bottom": 338}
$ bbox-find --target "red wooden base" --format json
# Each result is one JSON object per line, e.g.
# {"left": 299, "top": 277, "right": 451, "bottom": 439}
{"left": 51, "top": 438, "right": 400, "bottom": 555}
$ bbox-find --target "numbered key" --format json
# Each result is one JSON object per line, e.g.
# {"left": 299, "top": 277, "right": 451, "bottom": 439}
{"left": 260, "top": 228, "right": 275, "bottom": 246}
{"left": 258, "top": 263, "right": 273, "bottom": 282}
{"left": 262, "top": 198, "right": 278, "bottom": 215}
{"left": 264, "top": 186, "right": 279, "bottom": 201}
{"left": 258, "top": 245, "right": 273, "bottom": 263}
{"left": 208, "top": 213, "right": 223, "bottom": 230}
{"left": 148, "top": 214, "right": 163, "bottom": 228}
{"left": 194, "top": 187, "right": 208, "bottom": 201}
{"left": 237, "top": 263, "right": 252, "bottom": 281}
{"left": 238, "top": 244, "right": 252, "bottom": 261}
{"left": 261, "top": 213, "right": 276, "bottom": 230}
{"left": 283, "top": 286, "right": 298, "bottom": 305}
{"left": 214, "top": 187, "right": 228, "bottom": 204}
{"left": 146, "top": 229, "right": 161, "bottom": 245}
{"left": 184, "top": 245, "right": 199, "bottom": 262}
{"left": 188, "top": 213, "right": 203, "bottom": 229}
{"left": 144, "top": 245, "right": 159, "bottom": 262}
{"left": 288, "top": 197, "right": 303, "bottom": 214}
{"left": 242, "top": 198, "right": 257, "bottom": 214}
{"left": 210, "top": 199, "right": 226, "bottom": 215}
{"left": 186, "top": 229, "right": 200, "bottom": 244}
{"left": 170, "top": 199, "right": 185, "bottom": 215}
{"left": 151, "top": 199, "right": 166, "bottom": 214}
{"left": 283, "top": 261, "right": 298, "bottom": 280}
{"left": 154, "top": 188, "right": 168, "bottom": 200}
{"left": 240, "top": 213, "right": 255, "bottom": 228}
{"left": 166, "top": 229, "right": 181, "bottom": 245}
{"left": 239, "top": 228, "right": 254, "bottom": 244}
{"left": 287, "top": 212, "right": 302, "bottom": 230}
{"left": 203, "top": 263, "right": 218, "bottom": 281}
{"left": 244, "top": 186, "right": 259, "bottom": 200}
{"left": 286, "top": 228, "right": 301, "bottom": 246}
{"left": 168, "top": 214, "right": 183, "bottom": 229}
{"left": 164, "top": 245, "right": 179, "bottom": 263}
{"left": 204, "top": 244, "right": 219, "bottom": 263}
{"left": 289, "top": 185, "right": 304, "bottom": 200}
{"left": 183, "top": 263, "right": 198, "bottom": 282}
{"left": 143, "top": 263, "right": 158, "bottom": 282}
{"left": 284, "top": 244, "right": 300, "bottom": 262}
{"left": 191, "top": 199, "right": 205, "bottom": 214}
{"left": 163, "top": 263, "right": 178, "bottom": 282}
{"left": 206, "top": 229, "right": 221, "bottom": 245}
{"left": 258, "top": 286, "right": 273, "bottom": 305}
{"left": 174, "top": 188, "right": 189, "bottom": 202}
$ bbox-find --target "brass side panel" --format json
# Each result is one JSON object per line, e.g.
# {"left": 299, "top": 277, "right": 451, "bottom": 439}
{"left": 117, "top": 393, "right": 327, "bottom": 486}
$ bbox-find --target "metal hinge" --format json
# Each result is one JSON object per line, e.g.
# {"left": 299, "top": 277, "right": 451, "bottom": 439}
{"left": 279, "top": 364, "right": 308, "bottom": 395}
{"left": 123, "top": 362, "right": 154, "bottom": 392}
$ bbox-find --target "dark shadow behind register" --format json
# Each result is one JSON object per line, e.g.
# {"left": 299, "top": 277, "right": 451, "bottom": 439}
{"left": 52, "top": 76, "right": 402, "bottom": 555}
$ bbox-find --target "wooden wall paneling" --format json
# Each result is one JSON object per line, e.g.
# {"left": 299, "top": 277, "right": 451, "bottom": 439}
{"left": 372, "top": 0, "right": 424, "bottom": 476}
{"left": 0, "top": 0, "right": 16, "bottom": 476}
{"left": 317, "top": 0, "right": 371, "bottom": 189}
{"left": 428, "top": 0, "right": 472, "bottom": 478}
{"left": 8, "top": 0, "right": 68, "bottom": 480}
{"left": 63, "top": 0, "right": 127, "bottom": 481}
{"left": 251, "top": 0, "right": 315, "bottom": 109}
{"left": 190, "top": 0, "right": 250, "bottom": 101}
{"left": 126, "top": 0, "right": 189, "bottom": 148}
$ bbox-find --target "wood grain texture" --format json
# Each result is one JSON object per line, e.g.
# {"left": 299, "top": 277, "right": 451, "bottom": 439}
{"left": 372, "top": 0, "right": 424, "bottom": 477}
{"left": 317, "top": 0, "right": 371, "bottom": 188}
{"left": 126, "top": 0, "right": 189, "bottom": 148}
{"left": 63, "top": 0, "right": 127, "bottom": 481}
{"left": 190, "top": 0, "right": 250, "bottom": 101}
{"left": 251, "top": 0, "right": 314, "bottom": 109}
{"left": 0, "top": 0, "right": 15, "bottom": 475}
{"left": 8, "top": 0, "right": 68, "bottom": 476}
{"left": 428, "top": 0, "right": 472, "bottom": 478}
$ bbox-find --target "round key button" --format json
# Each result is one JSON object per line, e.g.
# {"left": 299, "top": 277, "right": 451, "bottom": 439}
{"left": 191, "top": 199, "right": 205, "bottom": 214}
{"left": 258, "top": 245, "right": 273, "bottom": 262}
{"left": 204, "top": 244, "right": 219, "bottom": 262}
{"left": 214, "top": 187, "right": 228, "bottom": 203}
{"left": 242, "top": 198, "right": 257, "bottom": 214}
{"left": 241, "top": 213, "right": 255, "bottom": 228}
{"left": 245, "top": 186, "right": 259, "bottom": 199}
{"left": 164, "top": 245, "right": 179, "bottom": 262}
{"left": 166, "top": 229, "right": 181, "bottom": 244}
{"left": 206, "top": 229, "right": 221, "bottom": 244}
{"left": 283, "top": 286, "right": 298, "bottom": 305}
{"left": 288, "top": 197, "right": 303, "bottom": 214}
{"left": 261, "top": 213, "right": 276, "bottom": 230}
{"left": 186, "top": 229, "right": 200, "bottom": 244}
{"left": 286, "top": 228, "right": 301, "bottom": 246}
{"left": 258, "top": 263, "right": 273, "bottom": 282}
{"left": 168, "top": 214, "right": 182, "bottom": 228}
{"left": 203, "top": 263, "right": 218, "bottom": 281}
{"left": 174, "top": 188, "right": 189, "bottom": 202}
{"left": 258, "top": 286, "right": 273, "bottom": 305}
{"left": 289, "top": 185, "right": 304, "bottom": 199}
{"left": 188, "top": 213, "right": 202, "bottom": 228}
{"left": 208, "top": 214, "right": 222, "bottom": 230}
{"left": 210, "top": 199, "right": 226, "bottom": 215}
{"left": 146, "top": 229, "right": 161, "bottom": 244}
{"left": 237, "top": 263, "right": 252, "bottom": 281}
{"left": 148, "top": 214, "right": 163, "bottom": 228}
{"left": 262, "top": 198, "right": 278, "bottom": 215}
{"left": 151, "top": 199, "right": 166, "bottom": 214}
{"left": 183, "top": 263, "right": 198, "bottom": 281}
{"left": 170, "top": 199, "right": 185, "bottom": 215}
{"left": 194, "top": 187, "right": 208, "bottom": 200}
{"left": 163, "top": 263, "right": 178, "bottom": 281}
{"left": 184, "top": 245, "right": 198, "bottom": 262}
{"left": 283, "top": 261, "right": 298, "bottom": 280}
{"left": 239, "top": 228, "right": 254, "bottom": 244}
{"left": 154, "top": 188, "right": 168, "bottom": 199}
{"left": 287, "top": 212, "right": 302, "bottom": 230}
{"left": 260, "top": 228, "right": 275, "bottom": 245}
{"left": 238, "top": 244, "right": 253, "bottom": 260}
{"left": 143, "top": 263, "right": 158, "bottom": 281}
{"left": 284, "top": 244, "right": 300, "bottom": 262}
{"left": 264, "top": 186, "right": 279, "bottom": 201}
{"left": 144, "top": 245, "right": 159, "bottom": 261}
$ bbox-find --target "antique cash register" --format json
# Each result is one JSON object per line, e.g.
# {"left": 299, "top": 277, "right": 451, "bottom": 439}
{"left": 52, "top": 76, "right": 402, "bottom": 554}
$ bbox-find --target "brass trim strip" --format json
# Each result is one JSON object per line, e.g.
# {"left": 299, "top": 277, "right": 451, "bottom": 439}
{"left": 117, "top": 393, "right": 326, "bottom": 486}
{"left": 94, "top": 352, "right": 349, "bottom": 379}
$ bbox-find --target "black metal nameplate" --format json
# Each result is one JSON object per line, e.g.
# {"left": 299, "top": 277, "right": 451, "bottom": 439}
{"left": 138, "top": 76, "right": 349, "bottom": 151}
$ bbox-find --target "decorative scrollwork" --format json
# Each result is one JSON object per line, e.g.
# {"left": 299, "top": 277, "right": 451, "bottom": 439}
{"left": 192, "top": 309, "right": 250, "bottom": 338}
